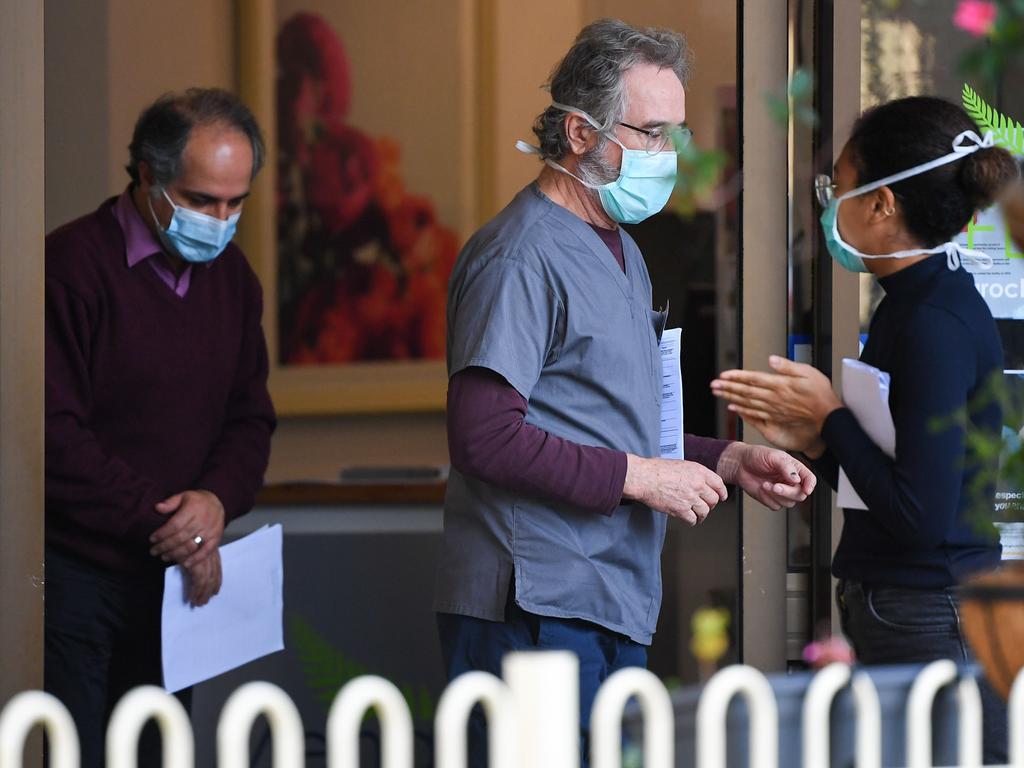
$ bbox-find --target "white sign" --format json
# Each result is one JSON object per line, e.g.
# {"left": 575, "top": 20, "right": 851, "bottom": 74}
{"left": 956, "top": 205, "right": 1024, "bottom": 319}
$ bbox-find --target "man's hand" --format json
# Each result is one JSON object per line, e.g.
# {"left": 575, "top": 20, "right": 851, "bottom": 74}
{"left": 623, "top": 455, "right": 728, "bottom": 525}
{"left": 149, "top": 490, "right": 225, "bottom": 567}
{"left": 717, "top": 443, "right": 816, "bottom": 511}
{"left": 185, "top": 548, "right": 222, "bottom": 607}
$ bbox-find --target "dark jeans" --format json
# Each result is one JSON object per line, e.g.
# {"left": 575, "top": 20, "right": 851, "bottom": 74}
{"left": 837, "top": 579, "right": 1008, "bottom": 765}
{"left": 437, "top": 598, "right": 647, "bottom": 768}
{"left": 44, "top": 547, "right": 190, "bottom": 768}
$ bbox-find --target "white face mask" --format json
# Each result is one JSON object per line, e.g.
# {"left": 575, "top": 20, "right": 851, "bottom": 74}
{"left": 820, "top": 130, "right": 997, "bottom": 272}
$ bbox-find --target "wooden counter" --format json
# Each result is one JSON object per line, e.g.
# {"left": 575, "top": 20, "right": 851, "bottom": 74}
{"left": 256, "top": 481, "right": 447, "bottom": 506}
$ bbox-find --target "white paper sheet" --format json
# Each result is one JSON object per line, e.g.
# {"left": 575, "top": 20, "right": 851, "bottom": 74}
{"left": 837, "top": 359, "right": 896, "bottom": 510}
{"left": 161, "top": 524, "right": 284, "bottom": 693}
{"left": 659, "top": 328, "right": 685, "bottom": 460}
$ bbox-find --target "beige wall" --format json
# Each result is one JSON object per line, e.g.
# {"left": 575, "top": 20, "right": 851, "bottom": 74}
{"left": 275, "top": 0, "right": 475, "bottom": 236}
{"left": 270, "top": 0, "right": 737, "bottom": 479}
{"left": 45, "top": 1, "right": 234, "bottom": 227}
{"left": 44, "top": 1, "right": 737, "bottom": 484}
{"left": 2, "top": 0, "right": 45, "bottom": 732}
{"left": 43, "top": 0, "right": 450, "bottom": 482}
{"left": 488, "top": 0, "right": 739, "bottom": 216}
{"left": 583, "top": 0, "right": 738, "bottom": 179}
{"left": 489, "top": 0, "right": 584, "bottom": 215}
{"left": 738, "top": 0, "right": 789, "bottom": 672}
{"left": 105, "top": 0, "right": 235, "bottom": 195}
{"left": 45, "top": 0, "right": 109, "bottom": 232}
{"left": 265, "top": 412, "right": 447, "bottom": 483}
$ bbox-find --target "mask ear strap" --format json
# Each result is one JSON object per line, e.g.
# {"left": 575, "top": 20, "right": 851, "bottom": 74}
{"left": 550, "top": 101, "right": 603, "bottom": 130}
{"left": 146, "top": 193, "right": 162, "bottom": 231}
{"left": 840, "top": 130, "right": 997, "bottom": 201}
{"left": 946, "top": 241, "right": 993, "bottom": 271}
{"left": 157, "top": 185, "right": 178, "bottom": 211}
{"left": 946, "top": 242, "right": 961, "bottom": 271}
{"left": 952, "top": 129, "right": 996, "bottom": 152}
{"left": 549, "top": 101, "right": 626, "bottom": 150}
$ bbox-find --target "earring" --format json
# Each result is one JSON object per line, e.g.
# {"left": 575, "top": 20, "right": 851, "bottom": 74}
{"left": 883, "top": 206, "right": 895, "bottom": 216}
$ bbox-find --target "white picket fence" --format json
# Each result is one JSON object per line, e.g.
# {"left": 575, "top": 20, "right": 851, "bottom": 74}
{"left": 1, "top": 654, "right": 1022, "bottom": 767}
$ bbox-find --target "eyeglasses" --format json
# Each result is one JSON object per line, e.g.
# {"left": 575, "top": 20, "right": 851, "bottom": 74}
{"left": 815, "top": 174, "right": 837, "bottom": 207}
{"left": 618, "top": 121, "right": 693, "bottom": 154}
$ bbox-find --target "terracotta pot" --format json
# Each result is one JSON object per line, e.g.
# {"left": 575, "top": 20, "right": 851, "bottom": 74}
{"left": 959, "top": 560, "right": 1024, "bottom": 700}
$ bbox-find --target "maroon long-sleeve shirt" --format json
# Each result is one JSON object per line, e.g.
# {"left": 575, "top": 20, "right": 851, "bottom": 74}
{"left": 45, "top": 196, "right": 276, "bottom": 573}
{"left": 446, "top": 222, "right": 731, "bottom": 514}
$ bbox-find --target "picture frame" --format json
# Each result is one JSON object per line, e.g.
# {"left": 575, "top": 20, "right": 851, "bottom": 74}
{"left": 236, "top": 0, "right": 482, "bottom": 415}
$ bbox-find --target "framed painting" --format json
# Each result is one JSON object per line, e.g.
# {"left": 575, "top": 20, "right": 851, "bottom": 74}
{"left": 237, "top": 0, "right": 482, "bottom": 414}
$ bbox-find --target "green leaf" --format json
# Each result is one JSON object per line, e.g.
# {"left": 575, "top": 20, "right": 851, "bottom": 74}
{"left": 935, "top": 371, "right": 1024, "bottom": 529}
{"left": 961, "top": 82, "right": 1024, "bottom": 155}
{"left": 288, "top": 614, "right": 439, "bottom": 719}
{"left": 762, "top": 69, "right": 818, "bottom": 129}
{"left": 670, "top": 137, "right": 730, "bottom": 217}
{"left": 962, "top": 83, "right": 987, "bottom": 127}
{"left": 789, "top": 69, "right": 814, "bottom": 100}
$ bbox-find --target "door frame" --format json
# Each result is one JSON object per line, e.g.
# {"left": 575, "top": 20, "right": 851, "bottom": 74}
{"left": 0, "top": 0, "right": 45, "bottom": 728}
{"left": 737, "top": 0, "right": 861, "bottom": 668}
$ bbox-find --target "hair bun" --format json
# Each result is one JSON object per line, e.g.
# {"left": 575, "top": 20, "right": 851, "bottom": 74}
{"left": 959, "top": 145, "right": 1020, "bottom": 209}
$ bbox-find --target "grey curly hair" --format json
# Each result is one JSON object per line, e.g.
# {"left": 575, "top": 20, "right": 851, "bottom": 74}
{"left": 532, "top": 18, "right": 692, "bottom": 163}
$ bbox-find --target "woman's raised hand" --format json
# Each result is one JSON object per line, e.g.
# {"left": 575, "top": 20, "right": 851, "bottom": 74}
{"left": 710, "top": 355, "right": 843, "bottom": 455}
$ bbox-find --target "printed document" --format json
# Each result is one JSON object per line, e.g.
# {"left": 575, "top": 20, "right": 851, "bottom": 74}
{"left": 161, "top": 523, "right": 284, "bottom": 693}
{"left": 837, "top": 359, "right": 896, "bottom": 510}
{"left": 660, "top": 328, "right": 685, "bottom": 460}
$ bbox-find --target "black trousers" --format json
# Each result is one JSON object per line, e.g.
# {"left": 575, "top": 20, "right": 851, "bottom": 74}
{"left": 838, "top": 579, "right": 1008, "bottom": 765}
{"left": 44, "top": 547, "right": 190, "bottom": 768}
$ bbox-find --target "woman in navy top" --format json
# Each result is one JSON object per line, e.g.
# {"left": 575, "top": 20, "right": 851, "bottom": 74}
{"left": 712, "top": 97, "right": 1018, "bottom": 763}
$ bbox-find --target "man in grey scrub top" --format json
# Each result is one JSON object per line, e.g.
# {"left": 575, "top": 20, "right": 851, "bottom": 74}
{"left": 435, "top": 19, "right": 816, "bottom": 765}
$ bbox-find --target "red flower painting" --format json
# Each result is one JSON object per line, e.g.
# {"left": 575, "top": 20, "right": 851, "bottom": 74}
{"left": 276, "top": 13, "right": 459, "bottom": 365}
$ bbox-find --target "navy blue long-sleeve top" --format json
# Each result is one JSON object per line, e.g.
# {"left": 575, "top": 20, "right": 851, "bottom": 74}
{"left": 817, "top": 255, "right": 1003, "bottom": 588}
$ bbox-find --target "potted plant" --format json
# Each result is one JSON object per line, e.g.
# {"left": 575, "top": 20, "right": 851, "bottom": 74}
{"left": 958, "top": 372, "right": 1024, "bottom": 698}
{"left": 948, "top": 0, "right": 1024, "bottom": 700}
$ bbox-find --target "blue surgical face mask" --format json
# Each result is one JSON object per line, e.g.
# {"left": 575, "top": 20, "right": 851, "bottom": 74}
{"left": 818, "top": 129, "right": 999, "bottom": 273}
{"left": 819, "top": 199, "right": 869, "bottom": 273}
{"left": 516, "top": 102, "right": 678, "bottom": 224}
{"left": 149, "top": 186, "right": 240, "bottom": 263}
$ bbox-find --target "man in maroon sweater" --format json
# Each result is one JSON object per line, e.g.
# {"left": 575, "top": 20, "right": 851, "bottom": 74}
{"left": 44, "top": 88, "right": 275, "bottom": 766}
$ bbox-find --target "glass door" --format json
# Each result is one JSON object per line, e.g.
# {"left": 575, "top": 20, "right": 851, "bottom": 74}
{"left": 780, "top": 0, "right": 864, "bottom": 664}
{"left": 858, "top": 0, "right": 1024, "bottom": 546}
{"left": 785, "top": 0, "right": 834, "bottom": 664}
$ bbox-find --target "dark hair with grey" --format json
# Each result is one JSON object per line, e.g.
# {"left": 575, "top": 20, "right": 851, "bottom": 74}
{"left": 126, "top": 88, "right": 265, "bottom": 186}
{"left": 532, "top": 18, "right": 692, "bottom": 163}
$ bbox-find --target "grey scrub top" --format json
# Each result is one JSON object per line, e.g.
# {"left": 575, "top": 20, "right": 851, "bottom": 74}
{"left": 434, "top": 183, "right": 667, "bottom": 644}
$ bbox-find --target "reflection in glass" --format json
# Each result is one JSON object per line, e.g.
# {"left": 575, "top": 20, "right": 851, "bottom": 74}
{"left": 858, "top": 0, "right": 975, "bottom": 335}
{"left": 787, "top": 0, "right": 819, "bottom": 580}
{"left": 858, "top": 0, "right": 1024, "bottom": 370}
{"left": 600, "top": 0, "right": 741, "bottom": 684}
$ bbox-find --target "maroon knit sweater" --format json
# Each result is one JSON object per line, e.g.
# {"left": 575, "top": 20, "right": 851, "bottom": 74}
{"left": 45, "top": 198, "right": 276, "bottom": 574}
